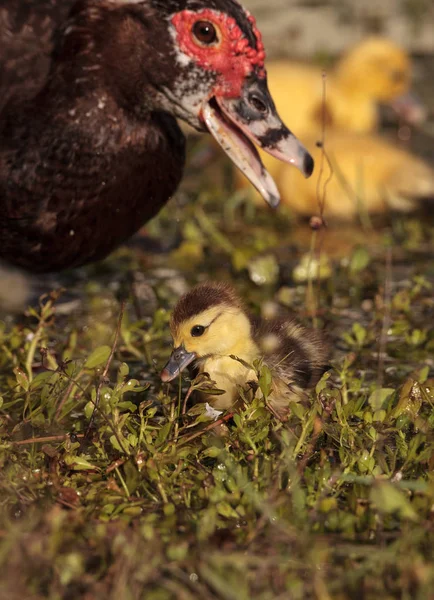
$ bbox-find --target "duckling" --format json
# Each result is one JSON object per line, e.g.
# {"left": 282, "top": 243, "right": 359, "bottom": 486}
{"left": 275, "top": 131, "right": 434, "bottom": 220}
{"left": 233, "top": 37, "right": 430, "bottom": 217}
{"left": 265, "top": 37, "right": 421, "bottom": 138}
{"left": 161, "top": 282, "right": 330, "bottom": 415}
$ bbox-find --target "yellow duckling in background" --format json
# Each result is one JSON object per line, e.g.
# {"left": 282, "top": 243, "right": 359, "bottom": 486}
{"left": 237, "top": 130, "right": 434, "bottom": 220}
{"left": 161, "top": 282, "right": 330, "bottom": 415}
{"left": 276, "top": 132, "right": 434, "bottom": 220}
{"left": 233, "top": 37, "right": 432, "bottom": 220}
{"left": 267, "top": 36, "right": 421, "bottom": 137}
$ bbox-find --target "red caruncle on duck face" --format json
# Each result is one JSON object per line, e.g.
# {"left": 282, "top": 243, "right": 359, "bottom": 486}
{"left": 165, "top": 4, "right": 313, "bottom": 213}
{"left": 170, "top": 8, "right": 266, "bottom": 98}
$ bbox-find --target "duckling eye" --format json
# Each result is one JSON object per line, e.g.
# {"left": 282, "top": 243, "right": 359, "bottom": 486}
{"left": 191, "top": 325, "right": 206, "bottom": 337}
{"left": 192, "top": 21, "right": 218, "bottom": 45}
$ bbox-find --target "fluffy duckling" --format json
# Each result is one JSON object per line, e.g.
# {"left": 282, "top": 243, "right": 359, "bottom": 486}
{"left": 274, "top": 131, "right": 434, "bottom": 220}
{"left": 266, "top": 37, "right": 420, "bottom": 138}
{"left": 161, "top": 282, "right": 330, "bottom": 415}
{"left": 233, "top": 37, "right": 430, "bottom": 216}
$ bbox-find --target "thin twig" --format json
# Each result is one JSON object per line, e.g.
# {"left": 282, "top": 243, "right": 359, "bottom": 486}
{"left": 55, "top": 377, "right": 79, "bottom": 421}
{"left": 315, "top": 71, "right": 333, "bottom": 216}
{"left": 179, "top": 412, "right": 234, "bottom": 445}
{"left": 12, "top": 433, "right": 85, "bottom": 446}
{"left": 376, "top": 247, "right": 393, "bottom": 390}
{"left": 307, "top": 71, "right": 334, "bottom": 326}
{"left": 182, "top": 384, "right": 195, "bottom": 415}
{"left": 106, "top": 457, "right": 128, "bottom": 474}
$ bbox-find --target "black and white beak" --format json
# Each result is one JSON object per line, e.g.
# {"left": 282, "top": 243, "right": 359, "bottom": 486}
{"left": 202, "top": 76, "right": 314, "bottom": 208}
{"left": 160, "top": 345, "right": 197, "bottom": 383}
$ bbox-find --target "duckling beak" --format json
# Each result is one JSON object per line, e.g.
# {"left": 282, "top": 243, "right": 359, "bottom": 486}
{"left": 203, "top": 77, "right": 314, "bottom": 208}
{"left": 160, "top": 345, "right": 197, "bottom": 383}
{"left": 390, "top": 92, "right": 427, "bottom": 126}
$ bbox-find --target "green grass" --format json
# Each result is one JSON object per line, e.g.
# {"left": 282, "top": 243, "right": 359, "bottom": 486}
{"left": 1, "top": 155, "right": 434, "bottom": 599}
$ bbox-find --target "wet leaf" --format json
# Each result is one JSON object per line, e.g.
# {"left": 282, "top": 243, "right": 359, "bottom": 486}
{"left": 293, "top": 253, "right": 332, "bottom": 283}
{"left": 85, "top": 345, "right": 111, "bottom": 369}
{"left": 247, "top": 254, "right": 279, "bottom": 286}
{"left": 258, "top": 365, "right": 272, "bottom": 399}
{"left": 368, "top": 388, "right": 395, "bottom": 411}
{"left": 370, "top": 481, "right": 418, "bottom": 521}
{"left": 64, "top": 454, "right": 99, "bottom": 471}
{"left": 14, "top": 367, "right": 29, "bottom": 392}
{"left": 349, "top": 246, "right": 371, "bottom": 274}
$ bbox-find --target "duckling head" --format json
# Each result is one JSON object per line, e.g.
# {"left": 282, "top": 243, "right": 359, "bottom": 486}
{"left": 335, "top": 37, "right": 410, "bottom": 103}
{"left": 161, "top": 282, "right": 253, "bottom": 382}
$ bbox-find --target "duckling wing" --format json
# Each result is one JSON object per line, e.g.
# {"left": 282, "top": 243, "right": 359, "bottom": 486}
{"left": 251, "top": 316, "right": 330, "bottom": 389}
{"left": 0, "top": 0, "right": 74, "bottom": 111}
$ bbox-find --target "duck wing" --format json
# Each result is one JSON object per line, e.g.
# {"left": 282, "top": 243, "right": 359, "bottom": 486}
{"left": 0, "top": 0, "right": 74, "bottom": 111}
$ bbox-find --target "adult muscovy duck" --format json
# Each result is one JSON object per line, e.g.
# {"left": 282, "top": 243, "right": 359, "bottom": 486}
{"left": 0, "top": 0, "right": 313, "bottom": 272}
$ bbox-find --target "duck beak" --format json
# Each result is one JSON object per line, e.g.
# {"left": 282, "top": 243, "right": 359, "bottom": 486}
{"left": 390, "top": 92, "right": 427, "bottom": 126}
{"left": 202, "top": 77, "right": 314, "bottom": 208}
{"left": 160, "top": 345, "right": 197, "bottom": 383}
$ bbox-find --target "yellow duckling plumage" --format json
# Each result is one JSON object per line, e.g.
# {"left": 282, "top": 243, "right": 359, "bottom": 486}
{"left": 161, "top": 282, "right": 330, "bottom": 415}
{"left": 266, "top": 37, "right": 414, "bottom": 137}
{"left": 233, "top": 37, "right": 433, "bottom": 220}
{"left": 237, "top": 130, "right": 434, "bottom": 220}
{"left": 276, "top": 132, "right": 434, "bottom": 220}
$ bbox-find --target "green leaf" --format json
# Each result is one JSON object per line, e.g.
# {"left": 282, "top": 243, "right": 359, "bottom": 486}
{"left": 216, "top": 501, "right": 239, "bottom": 519}
{"left": 156, "top": 421, "right": 172, "bottom": 446}
{"left": 368, "top": 388, "right": 395, "bottom": 411}
{"left": 370, "top": 481, "right": 418, "bottom": 521}
{"left": 353, "top": 323, "right": 367, "bottom": 347}
{"left": 247, "top": 254, "right": 279, "bottom": 286}
{"left": 85, "top": 345, "right": 111, "bottom": 369}
{"left": 84, "top": 401, "right": 94, "bottom": 421}
{"left": 127, "top": 433, "right": 138, "bottom": 448}
{"left": 124, "top": 459, "right": 140, "bottom": 494}
{"left": 201, "top": 446, "right": 222, "bottom": 459}
{"left": 232, "top": 247, "right": 254, "bottom": 272}
{"left": 118, "top": 362, "right": 129, "bottom": 379}
{"left": 167, "top": 542, "right": 189, "bottom": 561}
{"left": 30, "top": 371, "right": 55, "bottom": 390}
{"left": 117, "top": 401, "right": 138, "bottom": 413}
{"left": 14, "top": 367, "right": 29, "bottom": 392}
{"left": 64, "top": 454, "right": 99, "bottom": 471}
{"left": 110, "top": 435, "right": 130, "bottom": 454}
{"left": 315, "top": 371, "right": 331, "bottom": 394}
{"left": 349, "top": 246, "right": 371, "bottom": 274}
{"left": 258, "top": 365, "right": 272, "bottom": 399}
{"left": 233, "top": 414, "right": 243, "bottom": 429}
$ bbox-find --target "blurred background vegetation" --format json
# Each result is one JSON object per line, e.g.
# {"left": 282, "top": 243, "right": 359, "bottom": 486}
{"left": 244, "top": 0, "right": 434, "bottom": 56}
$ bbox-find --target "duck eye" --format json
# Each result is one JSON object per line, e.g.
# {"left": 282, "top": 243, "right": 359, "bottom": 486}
{"left": 192, "top": 21, "right": 218, "bottom": 45}
{"left": 191, "top": 325, "right": 206, "bottom": 337}
{"left": 248, "top": 93, "right": 267, "bottom": 114}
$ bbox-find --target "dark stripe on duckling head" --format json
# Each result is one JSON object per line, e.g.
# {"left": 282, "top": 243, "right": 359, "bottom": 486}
{"left": 171, "top": 282, "right": 243, "bottom": 331}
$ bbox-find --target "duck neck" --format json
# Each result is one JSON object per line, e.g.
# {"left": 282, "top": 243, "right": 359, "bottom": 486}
{"left": 0, "top": 2, "right": 186, "bottom": 271}
{"left": 35, "top": 1, "right": 177, "bottom": 119}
